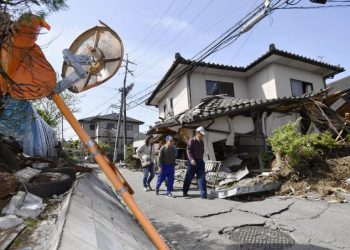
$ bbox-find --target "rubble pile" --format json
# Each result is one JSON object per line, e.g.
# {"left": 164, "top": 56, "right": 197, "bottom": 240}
{"left": 202, "top": 151, "right": 350, "bottom": 202}
{"left": 276, "top": 155, "right": 350, "bottom": 202}
{"left": 0, "top": 135, "right": 96, "bottom": 249}
{"left": 173, "top": 146, "right": 350, "bottom": 202}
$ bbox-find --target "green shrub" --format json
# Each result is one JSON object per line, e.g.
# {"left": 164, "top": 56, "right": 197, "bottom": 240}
{"left": 125, "top": 145, "right": 139, "bottom": 169}
{"left": 267, "top": 119, "right": 338, "bottom": 168}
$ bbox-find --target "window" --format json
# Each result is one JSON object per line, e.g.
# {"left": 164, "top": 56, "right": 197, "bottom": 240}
{"left": 163, "top": 104, "right": 167, "bottom": 114}
{"left": 290, "top": 79, "right": 313, "bottom": 97}
{"left": 89, "top": 124, "right": 96, "bottom": 130}
{"left": 206, "top": 80, "right": 234, "bottom": 96}
{"left": 106, "top": 123, "right": 115, "bottom": 129}
{"left": 170, "top": 98, "right": 174, "bottom": 110}
{"left": 127, "top": 124, "right": 133, "bottom": 131}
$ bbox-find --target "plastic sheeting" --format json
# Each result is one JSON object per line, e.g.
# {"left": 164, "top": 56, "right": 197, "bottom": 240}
{"left": 0, "top": 97, "right": 56, "bottom": 157}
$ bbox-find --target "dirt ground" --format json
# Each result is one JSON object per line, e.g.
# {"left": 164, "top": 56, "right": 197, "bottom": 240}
{"left": 277, "top": 156, "right": 350, "bottom": 202}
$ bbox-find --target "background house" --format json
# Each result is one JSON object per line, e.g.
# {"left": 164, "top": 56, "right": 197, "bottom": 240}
{"left": 147, "top": 44, "right": 344, "bottom": 163}
{"left": 78, "top": 113, "right": 144, "bottom": 159}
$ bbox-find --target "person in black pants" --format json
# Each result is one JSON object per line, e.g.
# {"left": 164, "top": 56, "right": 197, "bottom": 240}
{"left": 183, "top": 126, "right": 207, "bottom": 199}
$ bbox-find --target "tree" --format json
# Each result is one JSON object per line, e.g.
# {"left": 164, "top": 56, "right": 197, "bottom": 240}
{"left": 1, "top": 0, "right": 67, "bottom": 47}
{"left": 0, "top": 0, "right": 67, "bottom": 17}
{"left": 32, "top": 90, "right": 81, "bottom": 128}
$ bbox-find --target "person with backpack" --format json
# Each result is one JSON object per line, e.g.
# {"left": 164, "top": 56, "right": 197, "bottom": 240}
{"left": 136, "top": 135, "right": 155, "bottom": 191}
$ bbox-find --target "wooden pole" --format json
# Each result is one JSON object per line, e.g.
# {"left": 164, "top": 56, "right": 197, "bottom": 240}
{"left": 51, "top": 93, "right": 169, "bottom": 250}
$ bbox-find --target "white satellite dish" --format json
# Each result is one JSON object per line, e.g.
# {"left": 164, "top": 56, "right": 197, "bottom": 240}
{"left": 61, "top": 21, "right": 123, "bottom": 93}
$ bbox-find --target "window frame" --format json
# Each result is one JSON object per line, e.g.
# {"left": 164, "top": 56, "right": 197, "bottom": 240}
{"left": 290, "top": 79, "right": 314, "bottom": 97}
{"left": 205, "top": 80, "right": 234, "bottom": 97}
{"left": 170, "top": 97, "right": 174, "bottom": 111}
{"left": 126, "top": 124, "right": 133, "bottom": 131}
{"left": 163, "top": 104, "right": 167, "bottom": 115}
{"left": 89, "top": 124, "right": 96, "bottom": 130}
{"left": 106, "top": 123, "right": 115, "bottom": 129}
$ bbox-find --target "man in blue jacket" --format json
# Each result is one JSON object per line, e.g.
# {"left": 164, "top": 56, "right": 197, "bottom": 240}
{"left": 183, "top": 126, "right": 207, "bottom": 199}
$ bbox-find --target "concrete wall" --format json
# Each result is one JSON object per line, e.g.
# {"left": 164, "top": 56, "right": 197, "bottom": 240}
{"left": 189, "top": 72, "right": 248, "bottom": 107}
{"left": 158, "top": 75, "right": 189, "bottom": 118}
{"left": 273, "top": 63, "right": 325, "bottom": 97}
{"left": 247, "top": 65, "right": 277, "bottom": 99}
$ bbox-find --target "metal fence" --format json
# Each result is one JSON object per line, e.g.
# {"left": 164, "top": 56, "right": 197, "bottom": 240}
{"left": 174, "top": 159, "right": 222, "bottom": 189}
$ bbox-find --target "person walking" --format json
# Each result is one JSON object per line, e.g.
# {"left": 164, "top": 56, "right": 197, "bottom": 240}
{"left": 156, "top": 135, "right": 177, "bottom": 197}
{"left": 183, "top": 126, "right": 207, "bottom": 199}
{"left": 136, "top": 135, "right": 155, "bottom": 191}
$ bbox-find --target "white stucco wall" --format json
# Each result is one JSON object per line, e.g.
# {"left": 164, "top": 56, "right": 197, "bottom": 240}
{"left": 158, "top": 75, "right": 189, "bottom": 117}
{"left": 247, "top": 65, "right": 277, "bottom": 99}
{"left": 189, "top": 72, "right": 248, "bottom": 107}
{"left": 272, "top": 63, "right": 325, "bottom": 97}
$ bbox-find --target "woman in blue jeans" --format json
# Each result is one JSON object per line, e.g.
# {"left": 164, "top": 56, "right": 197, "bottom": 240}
{"left": 136, "top": 136, "right": 155, "bottom": 191}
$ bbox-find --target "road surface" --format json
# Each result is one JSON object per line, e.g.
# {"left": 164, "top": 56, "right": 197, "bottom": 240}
{"left": 99, "top": 167, "right": 350, "bottom": 250}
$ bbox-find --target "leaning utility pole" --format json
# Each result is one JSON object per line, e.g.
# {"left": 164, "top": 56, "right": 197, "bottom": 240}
{"left": 113, "top": 88, "right": 124, "bottom": 163}
{"left": 122, "top": 54, "right": 136, "bottom": 160}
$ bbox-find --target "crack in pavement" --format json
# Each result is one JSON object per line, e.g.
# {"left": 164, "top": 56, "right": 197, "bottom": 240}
{"left": 267, "top": 201, "right": 296, "bottom": 218}
{"left": 196, "top": 232, "right": 210, "bottom": 242}
{"left": 231, "top": 201, "right": 295, "bottom": 219}
{"left": 193, "top": 208, "right": 234, "bottom": 218}
{"left": 310, "top": 203, "right": 330, "bottom": 219}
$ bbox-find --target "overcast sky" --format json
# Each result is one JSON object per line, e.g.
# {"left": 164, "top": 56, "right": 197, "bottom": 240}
{"left": 36, "top": 0, "right": 350, "bottom": 140}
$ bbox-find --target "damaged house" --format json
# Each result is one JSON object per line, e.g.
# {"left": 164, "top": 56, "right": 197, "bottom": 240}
{"left": 146, "top": 44, "right": 348, "bottom": 169}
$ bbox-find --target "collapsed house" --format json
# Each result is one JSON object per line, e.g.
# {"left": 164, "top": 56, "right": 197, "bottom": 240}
{"left": 146, "top": 45, "right": 350, "bottom": 194}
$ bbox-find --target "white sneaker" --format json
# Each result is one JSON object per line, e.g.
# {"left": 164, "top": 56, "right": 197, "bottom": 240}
{"left": 147, "top": 186, "right": 153, "bottom": 191}
{"left": 166, "top": 193, "right": 173, "bottom": 198}
{"left": 142, "top": 187, "right": 148, "bottom": 191}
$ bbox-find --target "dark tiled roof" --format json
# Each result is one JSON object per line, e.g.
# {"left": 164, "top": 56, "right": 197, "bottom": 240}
{"left": 328, "top": 76, "right": 350, "bottom": 94}
{"left": 146, "top": 46, "right": 344, "bottom": 105}
{"left": 79, "top": 113, "right": 144, "bottom": 124}
{"left": 155, "top": 89, "right": 329, "bottom": 128}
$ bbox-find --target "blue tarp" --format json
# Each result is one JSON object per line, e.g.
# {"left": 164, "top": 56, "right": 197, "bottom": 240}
{"left": 0, "top": 97, "right": 56, "bottom": 158}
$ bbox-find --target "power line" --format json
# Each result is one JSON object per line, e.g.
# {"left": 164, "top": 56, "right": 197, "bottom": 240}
{"left": 79, "top": 94, "right": 117, "bottom": 117}
{"left": 137, "top": 0, "right": 213, "bottom": 69}
{"left": 126, "top": 0, "right": 350, "bottom": 112}
{"left": 131, "top": 0, "right": 177, "bottom": 53}
{"left": 126, "top": 82, "right": 158, "bottom": 101}
{"left": 134, "top": 1, "right": 251, "bottom": 78}
{"left": 136, "top": 0, "right": 194, "bottom": 60}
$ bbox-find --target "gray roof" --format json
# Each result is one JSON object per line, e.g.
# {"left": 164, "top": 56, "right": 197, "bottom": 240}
{"left": 155, "top": 90, "right": 328, "bottom": 128}
{"left": 147, "top": 44, "right": 344, "bottom": 105}
{"left": 328, "top": 76, "right": 350, "bottom": 94}
{"left": 79, "top": 113, "right": 144, "bottom": 124}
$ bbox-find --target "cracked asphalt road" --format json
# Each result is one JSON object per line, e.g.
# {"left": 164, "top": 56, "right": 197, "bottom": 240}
{"left": 99, "top": 168, "right": 350, "bottom": 250}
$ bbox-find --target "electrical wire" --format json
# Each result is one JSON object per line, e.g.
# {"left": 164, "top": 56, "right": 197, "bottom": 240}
{"left": 133, "top": 1, "right": 251, "bottom": 78}
{"left": 131, "top": 0, "right": 177, "bottom": 54}
{"left": 136, "top": 0, "right": 213, "bottom": 71}
{"left": 136, "top": 0, "right": 194, "bottom": 60}
{"left": 125, "top": 0, "right": 350, "bottom": 112}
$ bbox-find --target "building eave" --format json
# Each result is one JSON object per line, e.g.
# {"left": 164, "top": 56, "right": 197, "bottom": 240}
{"left": 146, "top": 46, "right": 344, "bottom": 106}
